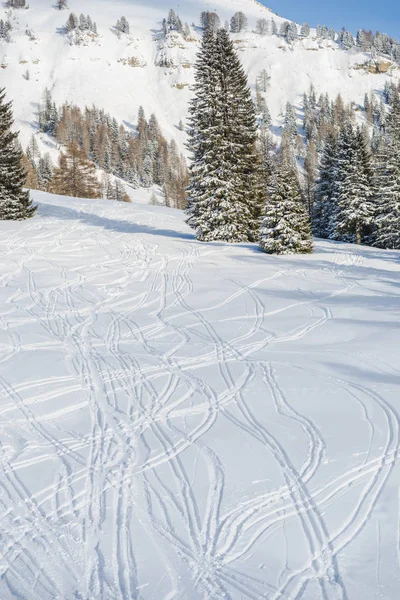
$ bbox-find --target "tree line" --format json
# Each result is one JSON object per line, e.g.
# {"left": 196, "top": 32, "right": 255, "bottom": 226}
{"left": 186, "top": 24, "right": 400, "bottom": 252}
{"left": 32, "top": 91, "right": 188, "bottom": 207}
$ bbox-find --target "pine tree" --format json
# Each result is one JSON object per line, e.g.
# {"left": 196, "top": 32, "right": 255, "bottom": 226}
{"left": 375, "top": 96, "right": 400, "bottom": 248}
{"left": 37, "top": 153, "right": 53, "bottom": 190}
{"left": 186, "top": 27, "right": 263, "bottom": 242}
{"left": 49, "top": 141, "right": 101, "bottom": 198}
{"left": 283, "top": 102, "right": 298, "bottom": 140}
{"left": 0, "top": 88, "right": 36, "bottom": 220}
{"left": 259, "top": 161, "right": 313, "bottom": 255}
{"left": 313, "top": 132, "right": 337, "bottom": 238}
{"left": 303, "top": 141, "right": 318, "bottom": 215}
{"left": 300, "top": 23, "right": 310, "bottom": 38}
{"left": 333, "top": 124, "right": 374, "bottom": 244}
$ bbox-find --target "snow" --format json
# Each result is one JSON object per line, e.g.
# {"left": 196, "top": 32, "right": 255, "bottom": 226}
{"left": 0, "top": 0, "right": 399, "bottom": 154}
{"left": 1, "top": 190, "right": 400, "bottom": 599}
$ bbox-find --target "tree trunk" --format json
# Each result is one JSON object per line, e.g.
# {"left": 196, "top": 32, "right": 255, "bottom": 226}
{"left": 356, "top": 220, "right": 361, "bottom": 245}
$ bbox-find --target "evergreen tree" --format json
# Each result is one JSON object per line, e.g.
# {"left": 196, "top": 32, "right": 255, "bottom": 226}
{"left": 37, "top": 153, "right": 53, "bottom": 190}
{"left": 285, "top": 22, "right": 298, "bottom": 43}
{"left": 116, "top": 16, "right": 130, "bottom": 35}
{"left": 313, "top": 133, "right": 337, "bottom": 237}
{"left": 283, "top": 102, "right": 298, "bottom": 140}
{"left": 0, "top": 88, "right": 36, "bottom": 220}
{"left": 259, "top": 161, "right": 313, "bottom": 254}
{"left": 300, "top": 23, "right": 310, "bottom": 38}
{"left": 303, "top": 141, "right": 318, "bottom": 215}
{"left": 333, "top": 124, "right": 374, "bottom": 244}
{"left": 39, "top": 88, "right": 58, "bottom": 135}
{"left": 375, "top": 96, "right": 400, "bottom": 248}
{"left": 186, "top": 28, "right": 263, "bottom": 242}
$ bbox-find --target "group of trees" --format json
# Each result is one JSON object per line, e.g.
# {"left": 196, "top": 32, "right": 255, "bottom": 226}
{"left": 187, "top": 22, "right": 400, "bottom": 252}
{"left": 6, "top": 0, "right": 27, "bottom": 8}
{"left": 115, "top": 16, "right": 129, "bottom": 35}
{"left": 3, "top": 1, "right": 398, "bottom": 63}
{"left": 65, "top": 12, "right": 97, "bottom": 35}
{"left": 0, "top": 18, "right": 12, "bottom": 41}
{"left": 186, "top": 25, "right": 311, "bottom": 252}
{"left": 255, "top": 75, "right": 400, "bottom": 249}
{"left": 312, "top": 93, "right": 400, "bottom": 248}
{"left": 220, "top": 10, "right": 400, "bottom": 62}
{"left": 23, "top": 135, "right": 53, "bottom": 191}
{"left": 36, "top": 90, "right": 188, "bottom": 207}
{"left": 1, "top": 12, "right": 400, "bottom": 251}
{"left": 162, "top": 9, "right": 192, "bottom": 40}
{"left": 23, "top": 134, "right": 128, "bottom": 201}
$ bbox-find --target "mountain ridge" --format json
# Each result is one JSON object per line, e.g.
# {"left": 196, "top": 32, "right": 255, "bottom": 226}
{"left": 0, "top": 0, "right": 398, "bottom": 157}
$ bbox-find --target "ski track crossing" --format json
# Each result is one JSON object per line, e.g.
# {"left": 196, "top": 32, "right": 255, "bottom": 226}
{"left": 0, "top": 192, "right": 399, "bottom": 600}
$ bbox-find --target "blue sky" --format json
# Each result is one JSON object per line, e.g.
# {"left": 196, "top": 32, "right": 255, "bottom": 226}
{"left": 261, "top": 1, "right": 399, "bottom": 38}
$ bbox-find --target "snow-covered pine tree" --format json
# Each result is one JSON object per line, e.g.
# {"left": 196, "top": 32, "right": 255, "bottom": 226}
{"left": 39, "top": 88, "right": 58, "bottom": 135}
{"left": 0, "top": 88, "right": 36, "bottom": 220}
{"left": 257, "top": 122, "right": 277, "bottom": 191}
{"left": 374, "top": 95, "right": 400, "bottom": 248}
{"left": 186, "top": 27, "right": 263, "bottom": 242}
{"left": 304, "top": 141, "right": 318, "bottom": 215}
{"left": 300, "top": 23, "right": 310, "bottom": 38}
{"left": 333, "top": 124, "right": 374, "bottom": 244}
{"left": 37, "top": 153, "right": 53, "bottom": 191}
{"left": 312, "top": 132, "right": 337, "bottom": 237}
{"left": 303, "top": 93, "right": 315, "bottom": 141}
{"left": 283, "top": 102, "right": 298, "bottom": 141}
{"left": 259, "top": 158, "right": 313, "bottom": 255}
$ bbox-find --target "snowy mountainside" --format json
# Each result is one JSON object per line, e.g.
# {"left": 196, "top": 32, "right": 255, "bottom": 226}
{"left": 0, "top": 0, "right": 399, "bottom": 154}
{"left": 0, "top": 189, "right": 399, "bottom": 598}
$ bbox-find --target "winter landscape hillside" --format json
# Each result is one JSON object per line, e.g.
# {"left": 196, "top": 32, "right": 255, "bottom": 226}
{"left": 0, "top": 191, "right": 399, "bottom": 599}
{"left": 0, "top": 0, "right": 399, "bottom": 153}
{"left": 1, "top": 0, "right": 400, "bottom": 599}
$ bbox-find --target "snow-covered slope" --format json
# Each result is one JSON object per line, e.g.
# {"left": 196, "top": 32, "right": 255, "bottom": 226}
{"left": 0, "top": 191, "right": 400, "bottom": 599}
{"left": 0, "top": 0, "right": 399, "bottom": 152}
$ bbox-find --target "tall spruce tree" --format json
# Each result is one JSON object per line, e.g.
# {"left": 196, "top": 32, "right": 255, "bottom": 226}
{"left": 374, "top": 96, "right": 400, "bottom": 248}
{"left": 333, "top": 124, "right": 374, "bottom": 244}
{"left": 0, "top": 88, "right": 36, "bottom": 220}
{"left": 259, "top": 157, "right": 313, "bottom": 255}
{"left": 186, "top": 27, "right": 263, "bottom": 242}
{"left": 312, "top": 133, "right": 337, "bottom": 238}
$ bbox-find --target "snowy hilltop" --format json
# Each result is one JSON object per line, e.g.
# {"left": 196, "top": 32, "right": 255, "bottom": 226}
{"left": 0, "top": 0, "right": 398, "bottom": 153}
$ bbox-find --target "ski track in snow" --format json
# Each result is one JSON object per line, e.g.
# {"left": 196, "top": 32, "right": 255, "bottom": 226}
{"left": 0, "top": 192, "right": 400, "bottom": 599}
